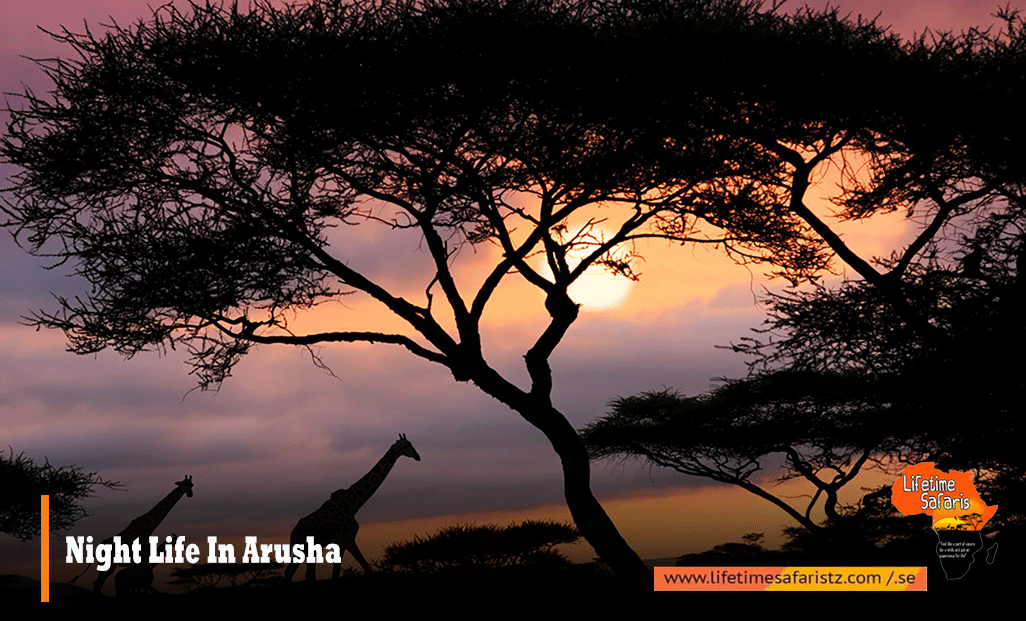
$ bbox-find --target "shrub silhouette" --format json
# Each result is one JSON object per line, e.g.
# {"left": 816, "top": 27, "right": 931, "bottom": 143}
{"left": 380, "top": 521, "right": 580, "bottom": 573}
{"left": 1, "top": 448, "right": 121, "bottom": 541}
{"left": 168, "top": 562, "right": 283, "bottom": 591}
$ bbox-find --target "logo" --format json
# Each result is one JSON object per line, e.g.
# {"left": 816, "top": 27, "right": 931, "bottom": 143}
{"left": 891, "top": 462, "right": 998, "bottom": 580}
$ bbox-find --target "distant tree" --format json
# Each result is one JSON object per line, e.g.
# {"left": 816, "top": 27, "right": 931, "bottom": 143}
{"left": 741, "top": 532, "right": 765, "bottom": 548}
{"left": 379, "top": 520, "right": 580, "bottom": 573}
{"left": 957, "top": 512, "right": 985, "bottom": 531}
{"left": 676, "top": 533, "right": 775, "bottom": 565}
{"left": 581, "top": 371, "right": 922, "bottom": 535}
{"left": 3, "top": 0, "right": 1009, "bottom": 583}
{"left": 0, "top": 448, "right": 121, "bottom": 541}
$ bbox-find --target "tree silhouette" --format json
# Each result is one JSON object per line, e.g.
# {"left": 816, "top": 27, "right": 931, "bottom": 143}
{"left": 956, "top": 512, "right": 985, "bottom": 531}
{"left": 581, "top": 371, "right": 923, "bottom": 535}
{"left": 0, "top": 448, "right": 121, "bottom": 541}
{"left": 584, "top": 4, "right": 1026, "bottom": 555}
{"left": 730, "top": 68, "right": 1026, "bottom": 522}
{"left": 2, "top": 0, "right": 1007, "bottom": 583}
{"left": 379, "top": 520, "right": 581, "bottom": 573}
{"left": 736, "top": 249, "right": 1026, "bottom": 540}
{"left": 169, "top": 562, "right": 283, "bottom": 591}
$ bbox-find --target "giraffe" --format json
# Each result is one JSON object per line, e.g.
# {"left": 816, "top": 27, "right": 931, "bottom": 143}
{"left": 283, "top": 435, "right": 420, "bottom": 581}
{"left": 89, "top": 476, "right": 194, "bottom": 594}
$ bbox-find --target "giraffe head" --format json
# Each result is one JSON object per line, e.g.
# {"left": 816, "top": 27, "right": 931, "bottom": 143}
{"left": 394, "top": 434, "right": 421, "bottom": 461}
{"left": 176, "top": 476, "right": 194, "bottom": 498}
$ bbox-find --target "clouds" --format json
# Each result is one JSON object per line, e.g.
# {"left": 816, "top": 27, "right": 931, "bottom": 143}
{"left": 0, "top": 268, "right": 764, "bottom": 502}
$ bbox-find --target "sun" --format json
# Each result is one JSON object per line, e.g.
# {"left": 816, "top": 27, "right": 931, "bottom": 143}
{"left": 568, "top": 269, "right": 633, "bottom": 311}
{"left": 535, "top": 226, "right": 635, "bottom": 312}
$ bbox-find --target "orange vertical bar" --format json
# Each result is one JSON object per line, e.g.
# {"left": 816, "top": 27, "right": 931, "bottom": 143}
{"left": 41, "top": 495, "right": 49, "bottom": 602}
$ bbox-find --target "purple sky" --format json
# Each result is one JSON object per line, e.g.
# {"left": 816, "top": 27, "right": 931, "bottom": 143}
{"left": 0, "top": 0, "right": 1015, "bottom": 591}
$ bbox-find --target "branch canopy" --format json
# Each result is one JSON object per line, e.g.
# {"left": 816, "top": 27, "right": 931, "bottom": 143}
{"left": 582, "top": 371, "right": 915, "bottom": 480}
{"left": 1, "top": 0, "right": 931, "bottom": 387}
{"left": 0, "top": 449, "right": 122, "bottom": 541}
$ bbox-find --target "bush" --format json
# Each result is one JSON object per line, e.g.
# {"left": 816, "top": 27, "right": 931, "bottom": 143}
{"left": 380, "top": 520, "right": 580, "bottom": 573}
{"left": 168, "top": 562, "right": 282, "bottom": 591}
{"left": 0, "top": 448, "right": 121, "bottom": 541}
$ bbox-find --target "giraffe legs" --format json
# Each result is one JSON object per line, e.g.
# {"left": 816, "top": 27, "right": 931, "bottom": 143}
{"left": 330, "top": 543, "right": 371, "bottom": 578}
{"left": 283, "top": 560, "right": 300, "bottom": 582}
{"left": 281, "top": 558, "right": 318, "bottom": 581}
{"left": 93, "top": 568, "right": 115, "bottom": 594}
{"left": 284, "top": 517, "right": 322, "bottom": 582}
{"left": 348, "top": 541, "right": 373, "bottom": 574}
{"left": 330, "top": 518, "right": 371, "bottom": 578}
{"left": 281, "top": 528, "right": 375, "bottom": 582}
{"left": 335, "top": 518, "right": 367, "bottom": 578}
{"left": 92, "top": 536, "right": 116, "bottom": 593}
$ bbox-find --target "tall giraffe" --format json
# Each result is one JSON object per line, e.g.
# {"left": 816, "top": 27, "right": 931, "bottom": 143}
{"left": 90, "top": 476, "right": 194, "bottom": 594}
{"left": 283, "top": 435, "right": 420, "bottom": 581}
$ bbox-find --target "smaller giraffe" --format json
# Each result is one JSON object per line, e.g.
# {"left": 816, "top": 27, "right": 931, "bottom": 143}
{"left": 284, "top": 435, "right": 420, "bottom": 581}
{"left": 88, "top": 476, "right": 194, "bottom": 594}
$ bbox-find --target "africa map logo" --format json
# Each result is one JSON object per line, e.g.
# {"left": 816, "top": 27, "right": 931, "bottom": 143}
{"left": 891, "top": 463, "right": 998, "bottom": 580}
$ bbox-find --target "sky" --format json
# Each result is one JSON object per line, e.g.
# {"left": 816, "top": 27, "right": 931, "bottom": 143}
{"left": 0, "top": 0, "right": 1016, "bottom": 594}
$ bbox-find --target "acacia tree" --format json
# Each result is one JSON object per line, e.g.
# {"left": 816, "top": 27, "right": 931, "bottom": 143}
{"left": 379, "top": 520, "right": 581, "bottom": 573}
{"left": 731, "top": 11, "right": 1026, "bottom": 530}
{"left": 0, "top": 448, "right": 121, "bottom": 541}
{"left": 584, "top": 178, "right": 1026, "bottom": 548}
{"left": 0, "top": 0, "right": 960, "bottom": 583}
{"left": 584, "top": 6, "right": 1026, "bottom": 552}
{"left": 728, "top": 217, "right": 1026, "bottom": 537}
{"left": 581, "top": 371, "right": 928, "bottom": 537}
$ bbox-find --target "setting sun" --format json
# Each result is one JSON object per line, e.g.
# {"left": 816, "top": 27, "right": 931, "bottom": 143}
{"left": 568, "top": 267, "right": 633, "bottom": 311}
{"left": 533, "top": 224, "right": 636, "bottom": 312}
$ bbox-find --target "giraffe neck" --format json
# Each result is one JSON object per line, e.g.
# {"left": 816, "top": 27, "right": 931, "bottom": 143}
{"left": 345, "top": 446, "right": 402, "bottom": 512}
{"left": 121, "top": 486, "right": 186, "bottom": 537}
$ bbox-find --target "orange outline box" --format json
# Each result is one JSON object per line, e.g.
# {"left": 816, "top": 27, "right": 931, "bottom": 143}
{"left": 655, "top": 567, "right": 927, "bottom": 591}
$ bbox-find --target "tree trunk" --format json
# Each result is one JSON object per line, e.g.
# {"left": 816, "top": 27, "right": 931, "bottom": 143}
{"left": 468, "top": 364, "right": 650, "bottom": 587}
{"left": 543, "top": 410, "right": 652, "bottom": 589}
